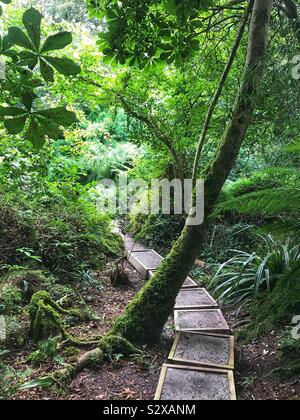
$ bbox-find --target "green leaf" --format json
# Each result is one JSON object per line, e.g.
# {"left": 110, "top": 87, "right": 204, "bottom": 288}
{"left": 0, "top": 106, "right": 27, "bottom": 117}
{"left": 18, "top": 51, "right": 38, "bottom": 69}
{"left": 40, "top": 58, "right": 54, "bottom": 82}
{"left": 26, "top": 119, "right": 46, "bottom": 148}
{"left": 20, "top": 376, "right": 55, "bottom": 390}
{"left": 37, "top": 107, "right": 78, "bottom": 126}
{"left": 43, "top": 56, "right": 81, "bottom": 76}
{"left": 22, "top": 7, "right": 42, "bottom": 50}
{"left": 4, "top": 115, "right": 27, "bottom": 134}
{"left": 36, "top": 116, "right": 64, "bottom": 139}
{"left": 7, "top": 27, "right": 33, "bottom": 50}
{"left": 22, "top": 91, "right": 36, "bottom": 111}
{"left": 41, "top": 31, "right": 72, "bottom": 53}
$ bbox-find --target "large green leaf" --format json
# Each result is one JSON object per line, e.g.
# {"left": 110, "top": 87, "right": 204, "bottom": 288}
{"left": 37, "top": 107, "right": 78, "bottom": 125}
{"left": 0, "top": 35, "right": 17, "bottom": 57}
{"left": 22, "top": 7, "right": 42, "bottom": 50}
{"left": 0, "top": 106, "right": 27, "bottom": 118}
{"left": 20, "top": 376, "right": 55, "bottom": 390}
{"left": 22, "top": 91, "right": 36, "bottom": 111}
{"left": 43, "top": 56, "right": 81, "bottom": 76}
{"left": 7, "top": 27, "right": 33, "bottom": 50}
{"left": 4, "top": 115, "right": 27, "bottom": 134}
{"left": 6, "top": 8, "right": 81, "bottom": 82}
{"left": 39, "top": 57, "right": 54, "bottom": 82}
{"left": 26, "top": 119, "right": 46, "bottom": 149}
{"left": 41, "top": 31, "right": 73, "bottom": 53}
{"left": 35, "top": 115, "right": 64, "bottom": 139}
{"left": 18, "top": 51, "right": 38, "bottom": 69}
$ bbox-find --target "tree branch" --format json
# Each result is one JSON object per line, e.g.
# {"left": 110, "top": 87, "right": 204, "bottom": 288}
{"left": 191, "top": 0, "right": 254, "bottom": 186}
{"left": 78, "top": 76, "right": 183, "bottom": 179}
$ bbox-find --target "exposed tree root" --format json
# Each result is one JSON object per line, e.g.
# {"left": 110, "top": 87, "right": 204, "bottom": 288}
{"left": 43, "top": 334, "right": 142, "bottom": 386}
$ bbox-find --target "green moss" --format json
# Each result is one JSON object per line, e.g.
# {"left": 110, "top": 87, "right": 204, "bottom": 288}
{"left": 0, "top": 284, "right": 22, "bottom": 315}
{"left": 100, "top": 335, "right": 141, "bottom": 357}
{"left": 30, "top": 301, "right": 64, "bottom": 342}
{"left": 29, "top": 291, "right": 72, "bottom": 342}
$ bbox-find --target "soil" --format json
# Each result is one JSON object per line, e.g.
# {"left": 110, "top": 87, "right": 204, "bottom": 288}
{"left": 226, "top": 310, "right": 300, "bottom": 400}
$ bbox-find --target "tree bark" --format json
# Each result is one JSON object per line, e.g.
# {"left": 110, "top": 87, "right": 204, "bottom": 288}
{"left": 109, "top": 0, "right": 274, "bottom": 345}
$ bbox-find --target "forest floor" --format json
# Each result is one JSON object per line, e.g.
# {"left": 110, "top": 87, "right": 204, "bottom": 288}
{"left": 227, "top": 311, "right": 300, "bottom": 400}
{"left": 6, "top": 260, "right": 299, "bottom": 400}
{"left": 11, "top": 262, "right": 173, "bottom": 400}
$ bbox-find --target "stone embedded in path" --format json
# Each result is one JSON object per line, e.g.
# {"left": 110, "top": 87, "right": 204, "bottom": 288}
{"left": 127, "top": 250, "right": 164, "bottom": 279}
{"left": 174, "top": 288, "right": 218, "bottom": 310}
{"left": 155, "top": 364, "right": 236, "bottom": 400}
{"left": 168, "top": 332, "right": 234, "bottom": 370}
{"left": 174, "top": 309, "right": 230, "bottom": 335}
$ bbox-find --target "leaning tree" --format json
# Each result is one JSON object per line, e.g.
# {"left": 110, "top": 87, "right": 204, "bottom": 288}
{"left": 87, "top": 0, "right": 275, "bottom": 344}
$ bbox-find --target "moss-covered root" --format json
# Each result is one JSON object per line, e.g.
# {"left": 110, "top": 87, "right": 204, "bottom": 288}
{"left": 29, "top": 291, "right": 88, "bottom": 342}
{"left": 74, "top": 335, "right": 141, "bottom": 372}
{"left": 50, "top": 335, "right": 142, "bottom": 385}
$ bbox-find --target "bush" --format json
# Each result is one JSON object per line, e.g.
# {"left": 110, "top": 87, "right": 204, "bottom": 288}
{"left": 130, "top": 213, "right": 185, "bottom": 254}
{"left": 0, "top": 202, "right": 35, "bottom": 266}
{"left": 0, "top": 197, "right": 121, "bottom": 283}
{"left": 211, "top": 235, "right": 300, "bottom": 308}
{"left": 27, "top": 338, "right": 64, "bottom": 365}
{"left": 0, "top": 269, "right": 49, "bottom": 303}
{"left": 0, "top": 284, "right": 22, "bottom": 315}
{"left": 224, "top": 171, "right": 286, "bottom": 199}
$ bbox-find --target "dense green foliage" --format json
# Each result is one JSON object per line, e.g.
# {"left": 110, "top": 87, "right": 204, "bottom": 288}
{"left": 0, "top": 0, "right": 300, "bottom": 398}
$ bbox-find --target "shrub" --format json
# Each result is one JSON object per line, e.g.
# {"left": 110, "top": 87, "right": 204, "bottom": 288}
{"left": 27, "top": 338, "right": 64, "bottom": 365}
{"left": 130, "top": 213, "right": 185, "bottom": 254}
{"left": 0, "top": 197, "right": 121, "bottom": 283}
{"left": 0, "top": 284, "right": 23, "bottom": 315}
{"left": 0, "top": 202, "right": 35, "bottom": 266}
{"left": 211, "top": 235, "right": 300, "bottom": 308}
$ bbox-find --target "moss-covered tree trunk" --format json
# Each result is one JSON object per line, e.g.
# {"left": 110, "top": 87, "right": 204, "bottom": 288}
{"left": 109, "top": 0, "right": 274, "bottom": 344}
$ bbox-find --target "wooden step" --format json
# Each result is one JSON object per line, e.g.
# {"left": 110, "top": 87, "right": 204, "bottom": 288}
{"left": 127, "top": 249, "right": 164, "bottom": 279}
{"left": 174, "top": 309, "right": 231, "bottom": 335}
{"left": 155, "top": 364, "right": 236, "bottom": 400}
{"left": 168, "top": 332, "right": 234, "bottom": 370}
{"left": 174, "top": 288, "right": 218, "bottom": 310}
{"left": 124, "top": 236, "right": 149, "bottom": 252}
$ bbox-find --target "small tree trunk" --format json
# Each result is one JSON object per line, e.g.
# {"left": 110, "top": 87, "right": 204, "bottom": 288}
{"left": 109, "top": 0, "right": 274, "bottom": 344}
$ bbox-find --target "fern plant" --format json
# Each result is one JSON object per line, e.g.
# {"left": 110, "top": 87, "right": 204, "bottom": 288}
{"left": 218, "top": 139, "right": 300, "bottom": 236}
{"left": 211, "top": 235, "right": 300, "bottom": 308}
